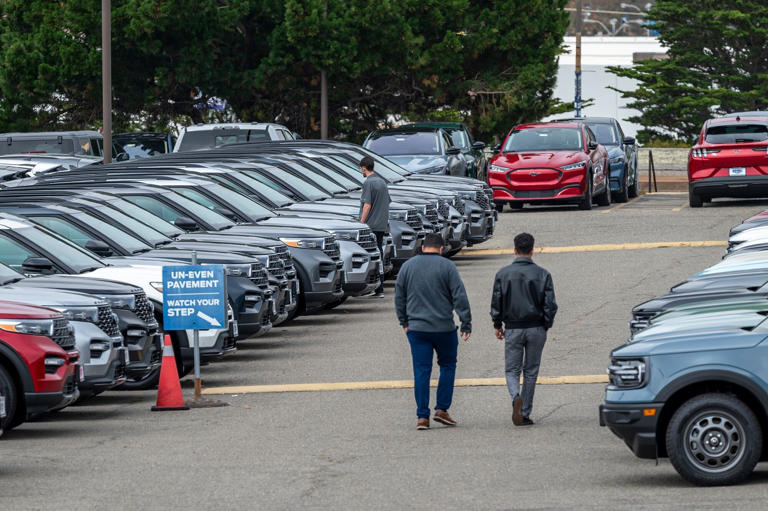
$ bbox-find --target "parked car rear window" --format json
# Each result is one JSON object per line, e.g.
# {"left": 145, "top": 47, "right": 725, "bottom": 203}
{"left": 504, "top": 128, "right": 583, "bottom": 152}
{"left": 447, "top": 129, "right": 469, "bottom": 149}
{"left": 705, "top": 124, "right": 768, "bottom": 144}
{"left": 118, "top": 139, "right": 170, "bottom": 158}
{"left": 0, "top": 139, "right": 76, "bottom": 155}
{"left": 367, "top": 132, "right": 440, "bottom": 155}
{"left": 585, "top": 124, "right": 619, "bottom": 145}
{"left": 178, "top": 129, "right": 268, "bottom": 152}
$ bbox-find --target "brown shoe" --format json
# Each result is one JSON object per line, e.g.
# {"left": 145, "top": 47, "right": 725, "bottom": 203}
{"left": 512, "top": 396, "right": 523, "bottom": 426}
{"left": 434, "top": 409, "right": 457, "bottom": 426}
{"left": 417, "top": 418, "right": 430, "bottom": 430}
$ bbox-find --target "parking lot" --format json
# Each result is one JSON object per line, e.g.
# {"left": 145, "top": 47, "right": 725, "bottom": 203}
{"left": 2, "top": 194, "right": 767, "bottom": 509}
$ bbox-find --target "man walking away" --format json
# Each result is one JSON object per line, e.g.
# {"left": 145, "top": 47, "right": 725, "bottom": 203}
{"left": 359, "top": 156, "right": 391, "bottom": 297}
{"left": 490, "top": 233, "right": 557, "bottom": 426}
{"left": 395, "top": 233, "right": 472, "bottom": 430}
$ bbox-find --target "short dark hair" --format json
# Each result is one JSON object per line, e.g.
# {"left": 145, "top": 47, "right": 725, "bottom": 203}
{"left": 360, "top": 156, "right": 375, "bottom": 172}
{"left": 422, "top": 233, "right": 444, "bottom": 250}
{"left": 514, "top": 232, "right": 534, "bottom": 255}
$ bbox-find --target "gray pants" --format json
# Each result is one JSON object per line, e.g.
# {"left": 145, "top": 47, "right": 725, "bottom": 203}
{"left": 504, "top": 327, "right": 547, "bottom": 419}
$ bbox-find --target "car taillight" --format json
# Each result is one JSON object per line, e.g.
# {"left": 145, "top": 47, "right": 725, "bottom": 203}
{"left": 751, "top": 147, "right": 768, "bottom": 154}
{"left": 691, "top": 148, "right": 721, "bottom": 157}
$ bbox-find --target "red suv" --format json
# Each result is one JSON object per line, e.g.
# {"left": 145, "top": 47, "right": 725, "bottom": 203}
{"left": 488, "top": 121, "right": 610, "bottom": 210}
{"left": 688, "top": 113, "right": 768, "bottom": 207}
{"left": 0, "top": 301, "right": 80, "bottom": 432}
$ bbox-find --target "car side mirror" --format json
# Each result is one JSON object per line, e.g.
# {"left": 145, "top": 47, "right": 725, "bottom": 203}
{"left": 115, "top": 152, "right": 130, "bottom": 162}
{"left": 623, "top": 136, "right": 636, "bottom": 146}
{"left": 21, "top": 257, "right": 55, "bottom": 275}
{"left": 472, "top": 141, "right": 486, "bottom": 150}
{"left": 85, "top": 239, "right": 114, "bottom": 257}
{"left": 446, "top": 147, "right": 461, "bottom": 155}
{"left": 588, "top": 141, "right": 599, "bottom": 151}
{"left": 174, "top": 216, "right": 199, "bottom": 231}
{"left": 492, "top": 144, "right": 502, "bottom": 153}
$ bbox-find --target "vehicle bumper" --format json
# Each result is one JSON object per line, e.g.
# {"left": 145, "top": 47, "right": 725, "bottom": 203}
{"left": 80, "top": 346, "right": 128, "bottom": 393}
{"left": 599, "top": 401, "right": 662, "bottom": 459}
{"left": 465, "top": 203, "right": 494, "bottom": 245}
{"left": 237, "top": 295, "right": 272, "bottom": 339}
{"left": 116, "top": 310, "right": 162, "bottom": 379}
{"left": 26, "top": 370, "right": 79, "bottom": 415}
{"left": 180, "top": 328, "right": 237, "bottom": 366}
{"left": 690, "top": 177, "right": 768, "bottom": 199}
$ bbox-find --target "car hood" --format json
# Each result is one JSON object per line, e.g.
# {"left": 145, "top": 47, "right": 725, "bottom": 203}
{"left": 175, "top": 233, "right": 279, "bottom": 247}
{"left": 12, "top": 275, "right": 142, "bottom": 296}
{"left": 634, "top": 288, "right": 761, "bottom": 314}
{"left": 649, "top": 297, "right": 768, "bottom": 325}
{"left": 258, "top": 216, "right": 365, "bottom": 231}
{"left": 631, "top": 309, "right": 768, "bottom": 343}
{"left": 225, "top": 225, "right": 331, "bottom": 238}
{"left": 672, "top": 272, "right": 768, "bottom": 293}
{"left": 614, "top": 328, "right": 768, "bottom": 358}
{"left": 0, "top": 286, "right": 107, "bottom": 307}
{"left": 386, "top": 155, "right": 447, "bottom": 173}
{"left": 491, "top": 151, "right": 586, "bottom": 169}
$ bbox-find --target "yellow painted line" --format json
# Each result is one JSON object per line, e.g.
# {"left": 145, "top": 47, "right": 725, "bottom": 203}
{"left": 201, "top": 374, "right": 608, "bottom": 395}
{"left": 461, "top": 240, "right": 727, "bottom": 256}
{"left": 672, "top": 202, "right": 688, "bottom": 212}
{"left": 602, "top": 196, "right": 641, "bottom": 214}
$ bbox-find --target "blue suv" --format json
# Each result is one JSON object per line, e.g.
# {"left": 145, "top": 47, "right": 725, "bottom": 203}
{"left": 600, "top": 308, "right": 768, "bottom": 485}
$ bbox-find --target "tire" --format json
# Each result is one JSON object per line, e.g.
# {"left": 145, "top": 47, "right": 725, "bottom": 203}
{"left": 117, "top": 366, "right": 161, "bottom": 391}
{"left": 614, "top": 166, "right": 629, "bottom": 203}
{"left": 689, "top": 191, "right": 703, "bottom": 208}
{"left": 597, "top": 175, "right": 611, "bottom": 207}
{"left": 666, "top": 393, "right": 761, "bottom": 486}
{"left": 628, "top": 165, "right": 639, "bottom": 198}
{"left": 578, "top": 172, "right": 593, "bottom": 210}
{"left": 0, "top": 364, "right": 20, "bottom": 432}
{"left": 494, "top": 200, "right": 505, "bottom": 212}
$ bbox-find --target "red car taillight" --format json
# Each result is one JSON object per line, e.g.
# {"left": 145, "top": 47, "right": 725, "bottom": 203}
{"left": 691, "top": 148, "right": 721, "bottom": 158}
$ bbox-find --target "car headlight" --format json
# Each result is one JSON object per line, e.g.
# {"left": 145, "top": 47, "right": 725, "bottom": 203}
{"left": 52, "top": 306, "right": 100, "bottom": 323}
{"left": 103, "top": 294, "right": 137, "bottom": 311}
{"left": 150, "top": 281, "right": 164, "bottom": 293}
{"left": 607, "top": 358, "right": 648, "bottom": 389}
{"left": 458, "top": 191, "right": 477, "bottom": 200}
{"left": 225, "top": 266, "right": 245, "bottom": 277}
{"left": 279, "top": 237, "right": 324, "bottom": 249}
{"left": 560, "top": 161, "right": 587, "bottom": 171}
{"left": 0, "top": 318, "right": 55, "bottom": 335}
{"left": 418, "top": 166, "right": 445, "bottom": 174}
{"left": 389, "top": 211, "right": 408, "bottom": 221}
{"left": 328, "top": 230, "right": 358, "bottom": 241}
{"left": 489, "top": 164, "right": 508, "bottom": 173}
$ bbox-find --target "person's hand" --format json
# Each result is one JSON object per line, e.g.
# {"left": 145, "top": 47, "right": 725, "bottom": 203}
{"left": 495, "top": 328, "right": 504, "bottom": 340}
{"left": 460, "top": 331, "right": 471, "bottom": 342}
{"left": 403, "top": 327, "right": 408, "bottom": 334}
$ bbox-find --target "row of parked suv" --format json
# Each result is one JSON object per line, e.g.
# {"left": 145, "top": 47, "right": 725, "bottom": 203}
{"left": 0, "top": 138, "right": 495, "bottom": 433}
{"left": 601, "top": 207, "right": 768, "bottom": 486}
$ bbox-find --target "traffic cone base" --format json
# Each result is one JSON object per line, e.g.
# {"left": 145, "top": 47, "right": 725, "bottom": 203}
{"left": 151, "top": 334, "right": 189, "bottom": 411}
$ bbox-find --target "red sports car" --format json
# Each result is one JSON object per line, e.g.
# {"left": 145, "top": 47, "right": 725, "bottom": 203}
{"left": 688, "top": 113, "right": 768, "bottom": 207}
{"left": 487, "top": 121, "right": 610, "bottom": 210}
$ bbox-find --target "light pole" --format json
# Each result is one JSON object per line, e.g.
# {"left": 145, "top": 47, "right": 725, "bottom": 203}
{"left": 575, "top": 0, "right": 582, "bottom": 117}
{"left": 101, "top": 0, "right": 112, "bottom": 164}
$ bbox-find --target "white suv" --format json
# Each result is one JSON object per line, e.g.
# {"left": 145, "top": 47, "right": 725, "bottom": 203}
{"left": 173, "top": 123, "right": 294, "bottom": 152}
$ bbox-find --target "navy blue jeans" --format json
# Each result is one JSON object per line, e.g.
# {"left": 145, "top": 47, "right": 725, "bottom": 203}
{"left": 406, "top": 329, "right": 458, "bottom": 419}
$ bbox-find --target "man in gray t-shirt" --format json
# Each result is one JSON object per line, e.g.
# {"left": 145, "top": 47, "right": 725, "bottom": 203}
{"left": 359, "top": 156, "right": 391, "bottom": 296}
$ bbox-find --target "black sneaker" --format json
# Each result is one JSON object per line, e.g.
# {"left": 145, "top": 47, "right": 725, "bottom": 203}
{"left": 512, "top": 396, "right": 523, "bottom": 425}
{"left": 517, "top": 417, "right": 534, "bottom": 426}
{"left": 375, "top": 292, "right": 385, "bottom": 298}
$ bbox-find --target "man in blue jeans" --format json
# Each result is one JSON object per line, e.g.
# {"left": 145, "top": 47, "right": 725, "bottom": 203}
{"left": 395, "top": 233, "right": 472, "bottom": 430}
{"left": 490, "top": 233, "right": 557, "bottom": 426}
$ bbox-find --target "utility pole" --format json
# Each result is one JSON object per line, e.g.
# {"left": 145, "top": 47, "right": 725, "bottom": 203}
{"left": 575, "top": 0, "right": 582, "bottom": 118}
{"left": 101, "top": 0, "right": 112, "bottom": 163}
{"left": 321, "top": 70, "right": 328, "bottom": 139}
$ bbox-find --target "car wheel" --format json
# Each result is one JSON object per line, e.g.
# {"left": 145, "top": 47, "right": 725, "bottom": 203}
{"left": 666, "top": 393, "right": 761, "bottom": 486}
{"left": 615, "top": 166, "right": 629, "bottom": 203}
{"left": 689, "top": 191, "right": 703, "bottom": 208}
{"left": 0, "top": 364, "right": 19, "bottom": 431}
{"left": 494, "top": 200, "right": 505, "bottom": 212}
{"left": 628, "top": 164, "right": 639, "bottom": 198}
{"left": 578, "top": 171, "right": 593, "bottom": 210}
{"left": 118, "top": 366, "right": 161, "bottom": 391}
{"left": 597, "top": 175, "right": 611, "bottom": 207}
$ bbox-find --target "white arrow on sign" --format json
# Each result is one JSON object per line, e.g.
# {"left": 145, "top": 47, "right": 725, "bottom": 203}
{"left": 196, "top": 310, "right": 222, "bottom": 328}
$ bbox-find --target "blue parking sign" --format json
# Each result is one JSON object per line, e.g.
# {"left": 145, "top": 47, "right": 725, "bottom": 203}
{"left": 162, "top": 265, "right": 227, "bottom": 330}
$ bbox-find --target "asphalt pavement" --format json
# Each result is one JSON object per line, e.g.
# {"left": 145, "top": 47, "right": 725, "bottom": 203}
{"left": 3, "top": 194, "right": 768, "bottom": 510}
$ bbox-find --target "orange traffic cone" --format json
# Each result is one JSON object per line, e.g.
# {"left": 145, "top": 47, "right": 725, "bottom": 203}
{"left": 151, "top": 334, "right": 189, "bottom": 411}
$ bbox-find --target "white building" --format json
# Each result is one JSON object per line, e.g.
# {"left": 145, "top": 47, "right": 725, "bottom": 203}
{"left": 543, "top": 36, "right": 667, "bottom": 138}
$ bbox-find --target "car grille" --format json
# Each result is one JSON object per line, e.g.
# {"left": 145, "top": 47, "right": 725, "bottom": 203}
{"left": 367, "top": 271, "right": 380, "bottom": 284}
{"left": 406, "top": 210, "right": 423, "bottom": 230}
{"left": 453, "top": 198, "right": 466, "bottom": 214}
{"left": 133, "top": 292, "right": 156, "bottom": 326}
{"left": 438, "top": 200, "right": 450, "bottom": 218}
{"left": 357, "top": 231, "right": 379, "bottom": 254}
{"left": 632, "top": 311, "right": 655, "bottom": 322}
{"left": 62, "top": 374, "right": 77, "bottom": 395}
{"left": 483, "top": 186, "right": 493, "bottom": 203}
{"left": 267, "top": 254, "right": 285, "bottom": 278}
{"left": 250, "top": 263, "right": 269, "bottom": 286}
{"left": 51, "top": 318, "right": 76, "bottom": 351}
{"left": 323, "top": 237, "right": 341, "bottom": 261}
{"left": 425, "top": 205, "right": 439, "bottom": 225}
{"left": 97, "top": 305, "right": 121, "bottom": 338}
{"left": 475, "top": 191, "right": 490, "bottom": 210}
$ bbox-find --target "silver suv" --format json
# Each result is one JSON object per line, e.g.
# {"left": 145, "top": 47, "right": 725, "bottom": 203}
{"left": 173, "top": 123, "right": 294, "bottom": 152}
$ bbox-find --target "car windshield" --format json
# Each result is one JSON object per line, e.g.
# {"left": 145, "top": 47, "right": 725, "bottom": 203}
{"left": 12, "top": 225, "right": 105, "bottom": 272}
{"left": 0, "top": 138, "right": 76, "bottom": 155}
{"left": 85, "top": 204, "right": 171, "bottom": 245}
{"left": 504, "top": 128, "right": 583, "bottom": 152}
{"left": 705, "top": 124, "right": 768, "bottom": 144}
{"left": 247, "top": 165, "right": 331, "bottom": 199}
{"left": 100, "top": 197, "right": 184, "bottom": 237}
{"left": 222, "top": 172, "right": 294, "bottom": 205}
{"left": 178, "top": 129, "right": 268, "bottom": 152}
{"left": 172, "top": 185, "right": 275, "bottom": 220}
{"left": 145, "top": 192, "right": 234, "bottom": 230}
{"left": 0, "top": 262, "right": 23, "bottom": 284}
{"left": 586, "top": 123, "right": 619, "bottom": 145}
{"left": 273, "top": 158, "right": 347, "bottom": 194}
{"left": 366, "top": 132, "right": 440, "bottom": 156}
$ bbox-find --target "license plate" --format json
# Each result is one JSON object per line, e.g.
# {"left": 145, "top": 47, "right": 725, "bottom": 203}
{"left": 0, "top": 395, "right": 6, "bottom": 418}
{"left": 729, "top": 167, "right": 746, "bottom": 176}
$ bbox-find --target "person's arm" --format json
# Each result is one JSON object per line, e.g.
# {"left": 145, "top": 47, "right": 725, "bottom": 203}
{"left": 394, "top": 267, "right": 408, "bottom": 331}
{"left": 490, "top": 274, "right": 504, "bottom": 339}
{"left": 359, "top": 181, "right": 372, "bottom": 223}
{"left": 360, "top": 203, "right": 372, "bottom": 224}
{"left": 542, "top": 272, "right": 558, "bottom": 330}
{"left": 449, "top": 265, "right": 472, "bottom": 339}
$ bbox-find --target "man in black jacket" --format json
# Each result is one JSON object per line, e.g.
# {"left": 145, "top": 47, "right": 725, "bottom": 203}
{"left": 490, "top": 233, "right": 557, "bottom": 426}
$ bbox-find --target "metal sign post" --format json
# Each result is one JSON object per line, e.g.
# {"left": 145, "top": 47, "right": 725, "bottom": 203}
{"left": 162, "top": 253, "right": 228, "bottom": 407}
